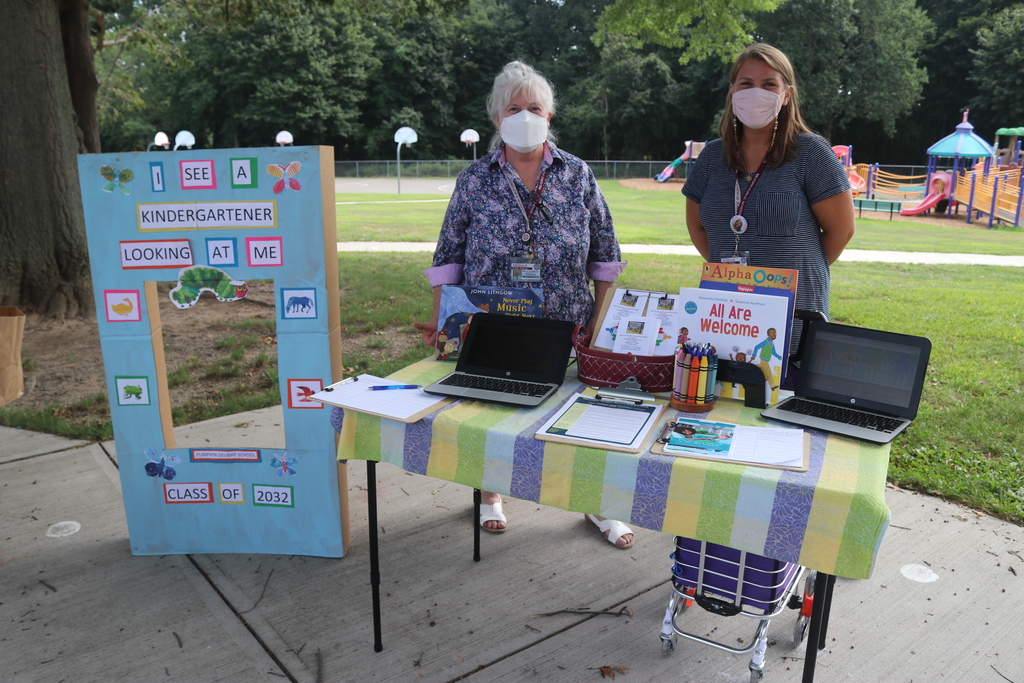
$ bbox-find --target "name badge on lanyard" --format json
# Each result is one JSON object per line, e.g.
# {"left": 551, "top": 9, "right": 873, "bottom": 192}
{"left": 725, "top": 161, "right": 768, "bottom": 266}
{"left": 506, "top": 169, "right": 547, "bottom": 283}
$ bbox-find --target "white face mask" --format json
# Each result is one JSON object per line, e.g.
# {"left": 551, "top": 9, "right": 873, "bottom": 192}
{"left": 500, "top": 110, "right": 549, "bottom": 153}
{"left": 732, "top": 87, "right": 784, "bottom": 130}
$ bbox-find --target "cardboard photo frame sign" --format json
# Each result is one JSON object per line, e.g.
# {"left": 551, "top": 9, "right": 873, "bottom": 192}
{"left": 78, "top": 147, "right": 346, "bottom": 558}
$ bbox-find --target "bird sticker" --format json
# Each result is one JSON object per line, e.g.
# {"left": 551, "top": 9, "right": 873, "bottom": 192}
{"left": 267, "top": 162, "right": 301, "bottom": 193}
{"left": 110, "top": 298, "right": 134, "bottom": 317}
{"left": 169, "top": 266, "right": 248, "bottom": 309}
{"left": 100, "top": 166, "right": 134, "bottom": 195}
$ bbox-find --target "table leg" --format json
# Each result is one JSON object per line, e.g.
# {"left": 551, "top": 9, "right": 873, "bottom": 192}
{"left": 367, "top": 461, "right": 383, "bottom": 652}
{"left": 801, "top": 571, "right": 835, "bottom": 682}
{"left": 473, "top": 488, "right": 481, "bottom": 562}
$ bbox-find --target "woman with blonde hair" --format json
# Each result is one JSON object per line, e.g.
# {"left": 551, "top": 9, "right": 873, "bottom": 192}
{"left": 684, "top": 43, "right": 855, "bottom": 352}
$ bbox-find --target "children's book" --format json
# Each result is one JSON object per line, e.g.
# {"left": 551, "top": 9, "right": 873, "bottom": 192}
{"left": 677, "top": 287, "right": 791, "bottom": 405}
{"left": 697, "top": 263, "right": 798, "bottom": 400}
{"left": 435, "top": 285, "right": 543, "bottom": 360}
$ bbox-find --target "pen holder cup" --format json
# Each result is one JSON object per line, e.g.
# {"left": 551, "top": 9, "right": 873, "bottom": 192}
{"left": 573, "top": 329, "right": 675, "bottom": 394}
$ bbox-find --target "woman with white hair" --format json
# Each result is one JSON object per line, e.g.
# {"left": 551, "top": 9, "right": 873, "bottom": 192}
{"left": 415, "top": 61, "right": 633, "bottom": 548}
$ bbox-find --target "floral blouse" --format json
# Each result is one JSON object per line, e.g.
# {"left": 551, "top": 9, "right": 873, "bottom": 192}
{"left": 425, "top": 143, "right": 625, "bottom": 327}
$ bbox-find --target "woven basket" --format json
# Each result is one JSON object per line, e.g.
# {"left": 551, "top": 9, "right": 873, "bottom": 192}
{"left": 573, "top": 328, "right": 674, "bottom": 393}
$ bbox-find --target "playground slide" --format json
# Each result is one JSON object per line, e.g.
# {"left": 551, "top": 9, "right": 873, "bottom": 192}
{"left": 848, "top": 169, "right": 866, "bottom": 195}
{"left": 900, "top": 171, "right": 951, "bottom": 215}
{"left": 900, "top": 192, "right": 944, "bottom": 215}
{"left": 655, "top": 141, "right": 693, "bottom": 182}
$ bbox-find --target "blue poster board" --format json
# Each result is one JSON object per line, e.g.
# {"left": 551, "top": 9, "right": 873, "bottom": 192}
{"left": 78, "top": 146, "right": 347, "bottom": 557}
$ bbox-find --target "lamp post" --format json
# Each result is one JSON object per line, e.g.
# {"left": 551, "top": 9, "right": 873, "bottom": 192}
{"left": 173, "top": 130, "right": 195, "bottom": 151}
{"left": 460, "top": 129, "right": 480, "bottom": 161}
{"left": 394, "top": 127, "right": 418, "bottom": 194}
{"left": 147, "top": 132, "right": 170, "bottom": 151}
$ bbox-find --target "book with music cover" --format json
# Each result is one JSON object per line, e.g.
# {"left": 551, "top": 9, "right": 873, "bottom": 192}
{"left": 435, "top": 285, "right": 543, "bottom": 361}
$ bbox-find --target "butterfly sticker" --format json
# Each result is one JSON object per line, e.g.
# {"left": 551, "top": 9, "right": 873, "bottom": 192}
{"left": 266, "top": 162, "right": 301, "bottom": 193}
{"left": 144, "top": 448, "right": 180, "bottom": 481}
{"left": 100, "top": 166, "right": 134, "bottom": 195}
{"left": 271, "top": 453, "right": 297, "bottom": 476}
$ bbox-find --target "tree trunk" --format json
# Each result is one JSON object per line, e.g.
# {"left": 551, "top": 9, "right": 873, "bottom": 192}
{"left": 0, "top": 0, "right": 94, "bottom": 319}
{"left": 60, "top": 0, "right": 101, "bottom": 155}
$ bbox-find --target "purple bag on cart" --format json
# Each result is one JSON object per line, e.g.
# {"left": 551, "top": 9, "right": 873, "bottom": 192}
{"left": 671, "top": 537, "right": 801, "bottom": 613}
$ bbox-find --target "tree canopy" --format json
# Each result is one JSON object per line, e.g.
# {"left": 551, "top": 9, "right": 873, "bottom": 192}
{"left": 1, "top": 0, "right": 1015, "bottom": 316}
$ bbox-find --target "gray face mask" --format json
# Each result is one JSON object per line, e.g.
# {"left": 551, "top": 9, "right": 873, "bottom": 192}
{"left": 500, "top": 111, "right": 548, "bottom": 153}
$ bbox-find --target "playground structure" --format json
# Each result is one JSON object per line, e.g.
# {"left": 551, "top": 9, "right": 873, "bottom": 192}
{"left": 831, "top": 145, "right": 867, "bottom": 195}
{"left": 655, "top": 140, "right": 705, "bottom": 182}
{"left": 860, "top": 112, "right": 1023, "bottom": 228}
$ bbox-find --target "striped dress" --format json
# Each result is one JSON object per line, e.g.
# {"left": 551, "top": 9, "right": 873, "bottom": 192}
{"left": 682, "top": 134, "right": 850, "bottom": 352}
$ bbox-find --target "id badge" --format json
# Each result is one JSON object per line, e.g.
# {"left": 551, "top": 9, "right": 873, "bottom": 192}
{"left": 720, "top": 251, "right": 750, "bottom": 266}
{"left": 511, "top": 257, "right": 542, "bottom": 282}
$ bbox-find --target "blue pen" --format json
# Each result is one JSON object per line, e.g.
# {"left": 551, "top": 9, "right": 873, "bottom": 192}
{"left": 368, "top": 384, "right": 421, "bottom": 391}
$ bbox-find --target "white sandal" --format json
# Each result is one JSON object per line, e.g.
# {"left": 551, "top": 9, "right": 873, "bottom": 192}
{"left": 479, "top": 498, "right": 507, "bottom": 533}
{"left": 585, "top": 513, "right": 634, "bottom": 549}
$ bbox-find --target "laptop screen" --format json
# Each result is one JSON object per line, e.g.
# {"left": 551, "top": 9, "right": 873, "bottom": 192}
{"left": 457, "top": 313, "right": 575, "bottom": 383}
{"left": 797, "top": 322, "right": 931, "bottom": 418}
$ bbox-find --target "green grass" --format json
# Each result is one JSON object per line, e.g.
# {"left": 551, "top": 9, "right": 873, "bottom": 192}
{"left": 847, "top": 217, "right": 1024, "bottom": 254}
{"left": 335, "top": 182, "right": 1024, "bottom": 253}
{"left": 338, "top": 252, "right": 433, "bottom": 332}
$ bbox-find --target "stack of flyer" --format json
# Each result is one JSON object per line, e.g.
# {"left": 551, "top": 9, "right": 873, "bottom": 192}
{"left": 591, "top": 288, "right": 682, "bottom": 356}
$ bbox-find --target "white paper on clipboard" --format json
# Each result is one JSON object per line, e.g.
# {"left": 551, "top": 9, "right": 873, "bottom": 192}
{"left": 535, "top": 392, "right": 666, "bottom": 453}
{"left": 308, "top": 374, "right": 451, "bottom": 422}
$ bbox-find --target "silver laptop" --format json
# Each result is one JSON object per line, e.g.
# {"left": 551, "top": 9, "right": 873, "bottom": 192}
{"left": 761, "top": 321, "right": 931, "bottom": 444}
{"left": 423, "top": 313, "right": 575, "bottom": 407}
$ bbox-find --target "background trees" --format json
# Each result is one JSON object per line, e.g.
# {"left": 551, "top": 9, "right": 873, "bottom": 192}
{"left": 3, "top": 0, "right": 1017, "bottom": 316}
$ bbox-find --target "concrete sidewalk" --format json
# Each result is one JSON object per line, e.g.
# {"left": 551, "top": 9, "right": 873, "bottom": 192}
{"left": 2, "top": 412, "right": 1023, "bottom": 683}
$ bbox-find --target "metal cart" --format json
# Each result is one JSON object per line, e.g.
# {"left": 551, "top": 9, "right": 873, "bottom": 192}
{"left": 660, "top": 536, "right": 816, "bottom": 682}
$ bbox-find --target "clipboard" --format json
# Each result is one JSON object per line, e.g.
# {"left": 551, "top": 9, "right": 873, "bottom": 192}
{"left": 650, "top": 419, "right": 810, "bottom": 471}
{"left": 534, "top": 391, "right": 668, "bottom": 454}
{"left": 309, "top": 374, "right": 454, "bottom": 423}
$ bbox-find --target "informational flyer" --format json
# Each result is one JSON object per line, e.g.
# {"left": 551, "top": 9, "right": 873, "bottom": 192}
{"left": 593, "top": 288, "right": 650, "bottom": 350}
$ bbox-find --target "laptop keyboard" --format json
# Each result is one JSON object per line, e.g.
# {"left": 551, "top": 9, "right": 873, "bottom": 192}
{"left": 439, "top": 374, "right": 552, "bottom": 398}
{"left": 778, "top": 398, "right": 903, "bottom": 433}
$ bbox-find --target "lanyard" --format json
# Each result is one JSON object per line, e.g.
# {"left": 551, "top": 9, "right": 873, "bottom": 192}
{"left": 504, "top": 168, "right": 548, "bottom": 247}
{"left": 733, "top": 160, "right": 769, "bottom": 219}
{"left": 729, "top": 160, "right": 768, "bottom": 256}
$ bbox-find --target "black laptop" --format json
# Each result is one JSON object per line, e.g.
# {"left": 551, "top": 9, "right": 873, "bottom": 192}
{"left": 761, "top": 321, "right": 931, "bottom": 444}
{"left": 423, "top": 313, "right": 575, "bottom": 407}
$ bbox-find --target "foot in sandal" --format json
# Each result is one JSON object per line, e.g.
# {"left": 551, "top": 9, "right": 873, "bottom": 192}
{"left": 585, "top": 513, "right": 634, "bottom": 549}
{"left": 479, "top": 490, "right": 506, "bottom": 533}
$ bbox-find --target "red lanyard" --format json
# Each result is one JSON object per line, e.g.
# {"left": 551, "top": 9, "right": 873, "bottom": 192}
{"left": 734, "top": 160, "right": 769, "bottom": 218}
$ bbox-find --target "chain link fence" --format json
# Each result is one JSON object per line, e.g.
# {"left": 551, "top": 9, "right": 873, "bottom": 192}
{"left": 334, "top": 160, "right": 928, "bottom": 181}
{"left": 334, "top": 160, "right": 681, "bottom": 181}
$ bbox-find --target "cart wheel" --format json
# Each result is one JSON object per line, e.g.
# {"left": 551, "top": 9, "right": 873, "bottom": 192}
{"left": 749, "top": 667, "right": 765, "bottom": 682}
{"left": 661, "top": 637, "right": 675, "bottom": 656}
{"left": 794, "top": 614, "right": 810, "bottom": 644}
{"left": 794, "top": 569, "right": 816, "bottom": 645}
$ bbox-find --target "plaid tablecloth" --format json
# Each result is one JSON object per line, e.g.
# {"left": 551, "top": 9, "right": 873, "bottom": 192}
{"left": 334, "top": 357, "right": 891, "bottom": 579}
